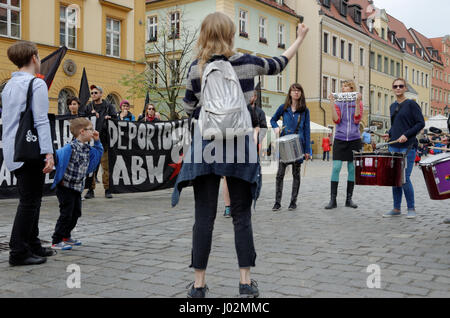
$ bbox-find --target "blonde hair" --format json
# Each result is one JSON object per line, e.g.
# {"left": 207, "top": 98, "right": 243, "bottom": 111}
{"left": 342, "top": 80, "right": 357, "bottom": 92}
{"left": 196, "top": 12, "right": 236, "bottom": 73}
{"left": 70, "top": 118, "right": 92, "bottom": 138}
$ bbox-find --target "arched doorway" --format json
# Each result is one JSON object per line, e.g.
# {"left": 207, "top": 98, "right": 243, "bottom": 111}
{"left": 58, "top": 88, "right": 76, "bottom": 115}
{"left": 106, "top": 93, "right": 120, "bottom": 111}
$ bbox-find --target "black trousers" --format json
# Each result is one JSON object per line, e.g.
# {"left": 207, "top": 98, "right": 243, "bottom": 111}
{"left": 323, "top": 151, "right": 330, "bottom": 161}
{"left": 52, "top": 185, "right": 82, "bottom": 244}
{"left": 275, "top": 161, "right": 301, "bottom": 205}
{"left": 191, "top": 174, "right": 256, "bottom": 270}
{"left": 10, "top": 161, "right": 45, "bottom": 260}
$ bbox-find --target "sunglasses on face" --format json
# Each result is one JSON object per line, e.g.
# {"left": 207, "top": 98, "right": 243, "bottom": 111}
{"left": 148, "top": 107, "right": 155, "bottom": 111}
{"left": 393, "top": 85, "right": 405, "bottom": 89}
{"left": 91, "top": 92, "right": 99, "bottom": 95}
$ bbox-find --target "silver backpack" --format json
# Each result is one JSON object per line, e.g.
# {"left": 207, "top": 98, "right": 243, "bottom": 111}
{"left": 198, "top": 59, "right": 252, "bottom": 140}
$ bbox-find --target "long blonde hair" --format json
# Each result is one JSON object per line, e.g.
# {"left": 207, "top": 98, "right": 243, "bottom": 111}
{"left": 197, "top": 12, "right": 236, "bottom": 73}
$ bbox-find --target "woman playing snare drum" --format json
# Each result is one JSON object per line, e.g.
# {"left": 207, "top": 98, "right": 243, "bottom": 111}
{"left": 270, "top": 83, "right": 311, "bottom": 212}
{"left": 325, "top": 80, "right": 363, "bottom": 210}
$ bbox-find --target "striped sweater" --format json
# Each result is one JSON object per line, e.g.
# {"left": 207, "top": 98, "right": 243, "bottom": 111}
{"left": 183, "top": 53, "right": 289, "bottom": 115}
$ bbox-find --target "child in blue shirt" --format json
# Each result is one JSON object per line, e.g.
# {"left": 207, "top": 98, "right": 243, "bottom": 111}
{"left": 51, "top": 118, "right": 103, "bottom": 250}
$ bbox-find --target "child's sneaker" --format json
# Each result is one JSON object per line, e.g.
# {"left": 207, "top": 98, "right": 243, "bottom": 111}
{"left": 63, "top": 238, "right": 82, "bottom": 246}
{"left": 51, "top": 242, "right": 72, "bottom": 250}
{"left": 223, "top": 206, "right": 231, "bottom": 218}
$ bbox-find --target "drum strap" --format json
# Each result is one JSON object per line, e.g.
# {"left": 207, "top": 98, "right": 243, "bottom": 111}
{"left": 294, "top": 112, "right": 304, "bottom": 134}
{"left": 391, "top": 101, "right": 405, "bottom": 126}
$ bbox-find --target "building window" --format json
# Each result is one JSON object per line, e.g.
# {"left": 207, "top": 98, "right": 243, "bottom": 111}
{"left": 322, "top": 76, "right": 328, "bottom": 99}
{"left": 239, "top": 10, "right": 248, "bottom": 38}
{"left": 384, "top": 57, "right": 389, "bottom": 74}
{"left": 377, "top": 92, "right": 381, "bottom": 113}
{"left": 340, "top": 39, "right": 345, "bottom": 59}
{"left": 106, "top": 93, "right": 120, "bottom": 111}
{"left": 60, "top": 5, "right": 77, "bottom": 49}
{"left": 354, "top": 9, "right": 361, "bottom": 24}
{"left": 259, "top": 17, "right": 267, "bottom": 44}
{"left": 369, "top": 51, "right": 375, "bottom": 68}
{"left": 348, "top": 43, "right": 353, "bottom": 62}
{"left": 322, "top": 0, "right": 330, "bottom": 8}
{"left": 58, "top": 88, "right": 76, "bottom": 115}
{"left": 278, "top": 24, "right": 285, "bottom": 49}
{"left": 405, "top": 66, "right": 409, "bottom": 81}
{"left": 396, "top": 62, "right": 400, "bottom": 77}
{"left": 0, "top": 0, "right": 21, "bottom": 39}
{"left": 421, "top": 72, "right": 424, "bottom": 86}
{"left": 377, "top": 54, "right": 382, "bottom": 72}
{"left": 147, "top": 16, "right": 157, "bottom": 42}
{"left": 384, "top": 94, "right": 388, "bottom": 116}
{"left": 331, "top": 78, "right": 337, "bottom": 93}
{"left": 106, "top": 17, "right": 120, "bottom": 58}
{"left": 417, "top": 70, "right": 420, "bottom": 84}
{"left": 147, "top": 62, "right": 158, "bottom": 85}
{"left": 332, "top": 36, "right": 337, "bottom": 57}
{"left": 360, "top": 48, "right": 364, "bottom": 66}
{"left": 169, "top": 11, "right": 180, "bottom": 39}
{"left": 412, "top": 68, "right": 415, "bottom": 84}
{"left": 381, "top": 28, "right": 385, "bottom": 40}
{"left": 277, "top": 72, "right": 283, "bottom": 92}
{"left": 390, "top": 60, "right": 394, "bottom": 76}
{"left": 323, "top": 32, "right": 329, "bottom": 53}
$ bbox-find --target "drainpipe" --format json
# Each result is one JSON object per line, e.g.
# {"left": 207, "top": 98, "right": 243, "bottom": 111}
{"left": 319, "top": 18, "right": 326, "bottom": 126}
{"left": 368, "top": 42, "right": 372, "bottom": 129}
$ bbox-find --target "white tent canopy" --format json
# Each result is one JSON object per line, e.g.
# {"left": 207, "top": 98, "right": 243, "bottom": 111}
{"left": 266, "top": 116, "right": 332, "bottom": 134}
{"left": 425, "top": 114, "right": 449, "bottom": 131}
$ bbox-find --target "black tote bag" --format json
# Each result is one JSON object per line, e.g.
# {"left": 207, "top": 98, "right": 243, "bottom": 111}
{"left": 13, "top": 77, "right": 42, "bottom": 162}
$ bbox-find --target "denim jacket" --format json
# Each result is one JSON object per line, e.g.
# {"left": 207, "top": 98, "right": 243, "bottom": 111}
{"left": 270, "top": 104, "right": 311, "bottom": 157}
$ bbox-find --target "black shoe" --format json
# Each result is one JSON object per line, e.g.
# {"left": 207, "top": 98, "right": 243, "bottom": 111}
{"left": 105, "top": 190, "right": 113, "bottom": 199}
{"left": 239, "top": 279, "right": 259, "bottom": 298}
{"left": 288, "top": 202, "right": 297, "bottom": 211}
{"left": 33, "top": 247, "right": 57, "bottom": 257}
{"left": 9, "top": 255, "right": 47, "bottom": 267}
{"left": 84, "top": 190, "right": 95, "bottom": 199}
{"left": 186, "top": 282, "right": 208, "bottom": 298}
{"left": 443, "top": 218, "right": 450, "bottom": 224}
{"left": 272, "top": 203, "right": 281, "bottom": 212}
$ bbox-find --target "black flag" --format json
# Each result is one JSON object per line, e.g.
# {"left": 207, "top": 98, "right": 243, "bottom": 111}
{"left": 79, "top": 68, "right": 90, "bottom": 108}
{"left": 142, "top": 91, "right": 150, "bottom": 116}
{"left": 36, "top": 46, "right": 68, "bottom": 89}
{"left": 255, "top": 79, "right": 262, "bottom": 108}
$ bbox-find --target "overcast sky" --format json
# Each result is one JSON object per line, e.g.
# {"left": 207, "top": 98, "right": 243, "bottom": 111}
{"left": 373, "top": 0, "right": 450, "bottom": 38}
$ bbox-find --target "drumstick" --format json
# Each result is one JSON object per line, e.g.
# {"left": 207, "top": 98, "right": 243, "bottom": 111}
{"left": 428, "top": 146, "right": 450, "bottom": 152}
{"left": 375, "top": 139, "right": 400, "bottom": 149}
{"left": 303, "top": 159, "right": 307, "bottom": 177}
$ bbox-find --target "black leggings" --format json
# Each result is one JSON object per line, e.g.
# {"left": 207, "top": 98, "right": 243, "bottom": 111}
{"left": 191, "top": 174, "right": 256, "bottom": 270}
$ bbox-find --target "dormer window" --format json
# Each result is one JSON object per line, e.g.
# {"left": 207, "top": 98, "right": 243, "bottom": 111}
{"left": 340, "top": 0, "right": 348, "bottom": 17}
{"left": 401, "top": 39, "right": 406, "bottom": 49}
{"left": 354, "top": 9, "right": 361, "bottom": 24}
{"left": 412, "top": 45, "right": 415, "bottom": 54}
{"left": 322, "top": 0, "right": 330, "bottom": 8}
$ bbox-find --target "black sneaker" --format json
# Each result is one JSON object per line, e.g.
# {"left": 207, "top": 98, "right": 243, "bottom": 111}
{"left": 239, "top": 279, "right": 259, "bottom": 298}
{"left": 186, "top": 282, "right": 208, "bottom": 298}
{"left": 288, "top": 202, "right": 297, "bottom": 211}
{"left": 9, "top": 255, "right": 47, "bottom": 267}
{"left": 105, "top": 190, "right": 113, "bottom": 199}
{"left": 272, "top": 203, "right": 281, "bottom": 212}
{"left": 84, "top": 190, "right": 95, "bottom": 199}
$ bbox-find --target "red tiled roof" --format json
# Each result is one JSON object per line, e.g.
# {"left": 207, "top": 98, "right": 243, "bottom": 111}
{"left": 410, "top": 29, "right": 442, "bottom": 64}
{"left": 386, "top": 13, "right": 427, "bottom": 61}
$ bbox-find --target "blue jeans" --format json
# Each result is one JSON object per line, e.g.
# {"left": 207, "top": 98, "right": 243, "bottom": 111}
{"left": 389, "top": 146, "right": 417, "bottom": 210}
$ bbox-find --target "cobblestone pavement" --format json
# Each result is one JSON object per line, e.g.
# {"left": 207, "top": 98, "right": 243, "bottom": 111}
{"left": 0, "top": 160, "right": 448, "bottom": 298}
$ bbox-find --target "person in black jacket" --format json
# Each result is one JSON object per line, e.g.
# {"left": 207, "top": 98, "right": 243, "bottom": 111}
{"left": 80, "top": 85, "right": 117, "bottom": 199}
{"left": 65, "top": 96, "right": 81, "bottom": 116}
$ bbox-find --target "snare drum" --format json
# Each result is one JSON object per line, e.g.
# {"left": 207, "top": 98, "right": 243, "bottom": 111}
{"left": 419, "top": 153, "right": 450, "bottom": 200}
{"left": 277, "top": 134, "right": 304, "bottom": 163}
{"left": 354, "top": 151, "right": 406, "bottom": 187}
